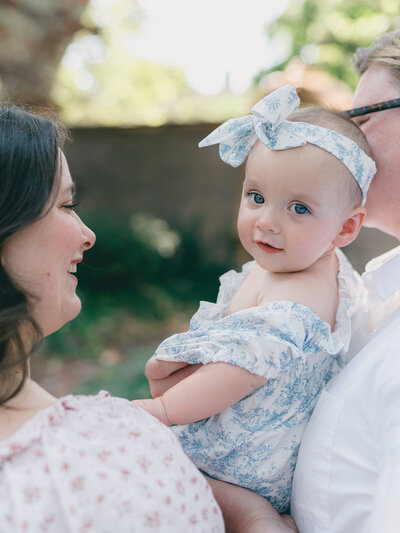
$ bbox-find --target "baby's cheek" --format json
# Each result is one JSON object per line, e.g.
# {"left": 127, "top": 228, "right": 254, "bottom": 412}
{"left": 290, "top": 233, "right": 324, "bottom": 265}
{"left": 291, "top": 233, "right": 312, "bottom": 253}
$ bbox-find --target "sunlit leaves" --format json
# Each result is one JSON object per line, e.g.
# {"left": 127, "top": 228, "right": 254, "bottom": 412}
{"left": 266, "top": 0, "right": 400, "bottom": 88}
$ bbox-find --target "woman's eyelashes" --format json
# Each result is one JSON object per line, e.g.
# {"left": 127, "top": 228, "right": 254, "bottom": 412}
{"left": 62, "top": 201, "right": 80, "bottom": 211}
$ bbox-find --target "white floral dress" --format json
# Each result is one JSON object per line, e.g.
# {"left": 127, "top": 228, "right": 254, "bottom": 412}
{"left": 155, "top": 250, "right": 364, "bottom": 513}
{"left": 0, "top": 391, "right": 223, "bottom": 533}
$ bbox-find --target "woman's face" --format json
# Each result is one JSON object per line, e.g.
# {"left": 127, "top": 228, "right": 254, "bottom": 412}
{"left": 1, "top": 153, "right": 96, "bottom": 337}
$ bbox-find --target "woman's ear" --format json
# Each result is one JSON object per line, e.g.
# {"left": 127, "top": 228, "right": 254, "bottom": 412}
{"left": 332, "top": 206, "right": 366, "bottom": 248}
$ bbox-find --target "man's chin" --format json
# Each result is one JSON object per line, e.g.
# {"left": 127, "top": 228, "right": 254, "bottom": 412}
{"left": 362, "top": 216, "right": 400, "bottom": 241}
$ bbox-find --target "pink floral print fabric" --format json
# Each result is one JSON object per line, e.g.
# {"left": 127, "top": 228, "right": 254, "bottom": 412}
{"left": 0, "top": 391, "right": 223, "bottom": 532}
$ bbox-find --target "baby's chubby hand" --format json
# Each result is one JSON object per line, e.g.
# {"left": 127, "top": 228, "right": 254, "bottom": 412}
{"left": 133, "top": 397, "right": 171, "bottom": 426}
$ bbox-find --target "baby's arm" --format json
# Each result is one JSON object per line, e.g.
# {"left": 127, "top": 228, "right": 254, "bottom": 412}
{"left": 145, "top": 356, "right": 202, "bottom": 398}
{"left": 136, "top": 362, "right": 266, "bottom": 426}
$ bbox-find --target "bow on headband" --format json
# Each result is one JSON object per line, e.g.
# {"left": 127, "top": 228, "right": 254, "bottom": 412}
{"left": 199, "top": 84, "right": 376, "bottom": 205}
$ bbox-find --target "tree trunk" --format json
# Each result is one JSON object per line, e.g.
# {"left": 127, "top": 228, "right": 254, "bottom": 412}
{"left": 0, "top": 0, "right": 91, "bottom": 107}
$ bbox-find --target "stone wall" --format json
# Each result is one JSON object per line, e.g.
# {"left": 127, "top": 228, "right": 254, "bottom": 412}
{"left": 66, "top": 124, "right": 398, "bottom": 273}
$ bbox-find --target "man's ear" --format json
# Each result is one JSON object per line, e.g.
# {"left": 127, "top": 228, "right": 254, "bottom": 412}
{"left": 332, "top": 206, "right": 366, "bottom": 248}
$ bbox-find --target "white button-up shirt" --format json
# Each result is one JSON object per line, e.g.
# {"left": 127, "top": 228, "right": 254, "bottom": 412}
{"left": 291, "top": 246, "right": 400, "bottom": 533}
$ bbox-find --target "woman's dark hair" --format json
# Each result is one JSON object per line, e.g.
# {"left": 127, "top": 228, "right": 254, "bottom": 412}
{"left": 0, "top": 104, "right": 69, "bottom": 405}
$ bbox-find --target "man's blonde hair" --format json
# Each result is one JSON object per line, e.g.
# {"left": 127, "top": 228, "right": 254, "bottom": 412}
{"left": 352, "top": 30, "right": 400, "bottom": 83}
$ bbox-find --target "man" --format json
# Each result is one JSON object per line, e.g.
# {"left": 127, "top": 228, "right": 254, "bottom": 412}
{"left": 290, "top": 30, "right": 400, "bottom": 533}
{"left": 146, "top": 31, "right": 400, "bottom": 532}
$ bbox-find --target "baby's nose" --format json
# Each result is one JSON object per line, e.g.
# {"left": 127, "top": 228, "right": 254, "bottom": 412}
{"left": 255, "top": 208, "right": 280, "bottom": 233}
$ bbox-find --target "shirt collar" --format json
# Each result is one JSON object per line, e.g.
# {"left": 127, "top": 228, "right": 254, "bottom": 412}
{"left": 362, "top": 245, "right": 400, "bottom": 301}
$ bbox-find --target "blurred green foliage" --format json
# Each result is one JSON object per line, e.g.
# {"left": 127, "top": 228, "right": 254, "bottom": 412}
{"left": 261, "top": 0, "right": 400, "bottom": 88}
{"left": 54, "top": 51, "right": 253, "bottom": 125}
{"left": 52, "top": 0, "right": 252, "bottom": 125}
{"left": 79, "top": 211, "right": 231, "bottom": 311}
{"left": 73, "top": 344, "right": 152, "bottom": 399}
{"left": 54, "top": 55, "right": 192, "bottom": 126}
{"left": 45, "top": 211, "right": 232, "bottom": 358}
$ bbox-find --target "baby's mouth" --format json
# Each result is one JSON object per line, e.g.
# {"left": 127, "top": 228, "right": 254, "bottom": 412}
{"left": 256, "top": 242, "right": 283, "bottom": 254}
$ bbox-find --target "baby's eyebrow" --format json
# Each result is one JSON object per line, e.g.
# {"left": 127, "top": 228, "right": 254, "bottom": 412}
{"left": 293, "top": 194, "right": 322, "bottom": 208}
{"left": 242, "top": 177, "right": 261, "bottom": 187}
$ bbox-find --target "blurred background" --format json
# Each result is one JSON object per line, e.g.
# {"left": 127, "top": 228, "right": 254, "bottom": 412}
{"left": 1, "top": 0, "right": 398, "bottom": 398}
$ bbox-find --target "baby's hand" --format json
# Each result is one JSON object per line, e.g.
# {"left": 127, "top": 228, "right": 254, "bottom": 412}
{"left": 133, "top": 397, "right": 170, "bottom": 426}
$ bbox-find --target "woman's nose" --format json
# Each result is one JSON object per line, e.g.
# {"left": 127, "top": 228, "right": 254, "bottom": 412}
{"left": 81, "top": 219, "right": 96, "bottom": 250}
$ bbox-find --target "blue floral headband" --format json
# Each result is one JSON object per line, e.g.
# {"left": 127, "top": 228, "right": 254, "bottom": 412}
{"left": 199, "top": 84, "right": 376, "bottom": 205}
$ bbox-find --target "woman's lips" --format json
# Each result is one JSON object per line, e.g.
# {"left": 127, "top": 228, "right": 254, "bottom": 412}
{"left": 256, "top": 242, "right": 283, "bottom": 254}
{"left": 67, "top": 272, "right": 78, "bottom": 284}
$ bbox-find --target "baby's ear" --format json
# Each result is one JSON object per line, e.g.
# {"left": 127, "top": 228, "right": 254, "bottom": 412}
{"left": 332, "top": 206, "right": 366, "bottom": 248}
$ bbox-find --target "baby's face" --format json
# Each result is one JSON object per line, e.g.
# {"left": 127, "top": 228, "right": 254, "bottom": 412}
{"left": 237, "top": 141, "right": 354, "bottom": 273}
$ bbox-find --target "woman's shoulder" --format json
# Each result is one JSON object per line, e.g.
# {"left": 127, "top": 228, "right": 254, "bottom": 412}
{"left": 0, "top": 391, "right": 223, "bottom": 532}
{"left": 0, "top": 391, "right": 174, "bottom": 461}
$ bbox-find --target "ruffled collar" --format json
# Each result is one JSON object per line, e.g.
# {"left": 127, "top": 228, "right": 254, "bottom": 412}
{"left": 191, "top": 249, "right": 362, "bottom": 361}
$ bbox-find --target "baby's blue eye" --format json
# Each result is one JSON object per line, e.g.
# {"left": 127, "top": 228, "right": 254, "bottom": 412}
{"left": 291, "top": 203, "right": 309, "bottom": 215}
{"left": 249, "top": 192, "right": 264, "bottom": 204}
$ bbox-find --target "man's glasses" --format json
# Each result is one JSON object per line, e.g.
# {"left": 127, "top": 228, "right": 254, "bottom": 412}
{"left": 344, "top": 98, "right": 400, "bottom": 117}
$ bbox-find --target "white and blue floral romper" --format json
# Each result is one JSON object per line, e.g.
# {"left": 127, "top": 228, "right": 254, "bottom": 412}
{"left": 155, "top": 249, "right": 364, "bottom": 513}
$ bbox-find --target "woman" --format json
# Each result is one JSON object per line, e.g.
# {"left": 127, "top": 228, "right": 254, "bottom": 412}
{"left": 0, "top": 104, "right": 224, "bottom": 532}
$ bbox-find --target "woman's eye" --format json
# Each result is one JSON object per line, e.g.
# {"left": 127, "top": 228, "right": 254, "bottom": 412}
{"left": 290, "top": 203, "right": 309, "bottom": 215}
{"left": 63, "top": 202, "right": 80, "bottom": 211}
{"left": 249, "top": 192, "right": 264, "bottom": 204}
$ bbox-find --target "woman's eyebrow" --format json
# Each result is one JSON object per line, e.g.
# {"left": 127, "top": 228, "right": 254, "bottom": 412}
{"left": 61, "top": 183, "right": 76, "bottom": 196}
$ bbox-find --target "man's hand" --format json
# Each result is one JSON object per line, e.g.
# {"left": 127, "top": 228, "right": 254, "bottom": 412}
{"left": 145, "top": 356, "right": 202, "bottom": 397}
{"left": 204, "top": 476, "right": 298, "bottom": 533}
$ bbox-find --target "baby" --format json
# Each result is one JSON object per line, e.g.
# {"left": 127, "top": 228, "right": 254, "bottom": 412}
{"left": 136, "top": 84, "right": 376, "bottom": 513}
